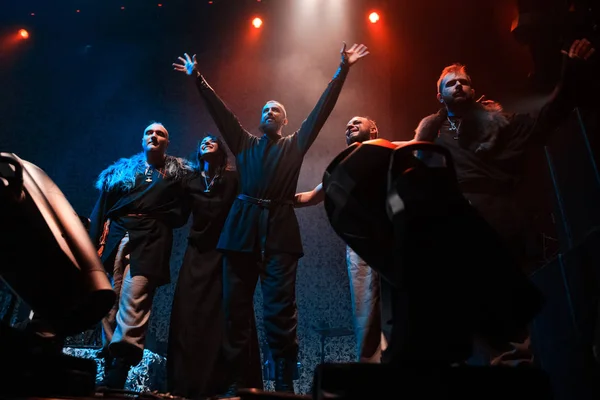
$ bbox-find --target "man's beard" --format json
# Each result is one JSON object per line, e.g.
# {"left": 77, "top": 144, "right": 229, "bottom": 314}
{"left": 346, "top": 131, "right": 369, "bottom": 146}
{"left": 447, "top": 95, "right": 475, "bottom": 107}
{"left": 259, "top": 121, "right": 279, "bottom": 135}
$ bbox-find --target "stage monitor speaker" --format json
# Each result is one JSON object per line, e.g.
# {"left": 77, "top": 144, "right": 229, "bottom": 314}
{"left": 387, "top": 143, "right": 543, "bottom": 351}
{"left": 0, "top": 152, "right": 115, "bottom": 336}
{"left": 323, "top": 141, "right": 543, "bottom": 364}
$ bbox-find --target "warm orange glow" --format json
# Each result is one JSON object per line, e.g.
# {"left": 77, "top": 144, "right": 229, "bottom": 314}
{"left": 368, "top": 12, "right": 380, "bottom": 24}
{"left": 252, "top": 17, "right": 263, "bottom": 28}
{"left": 18, "top": 29, "right": 29, "bottom": 39}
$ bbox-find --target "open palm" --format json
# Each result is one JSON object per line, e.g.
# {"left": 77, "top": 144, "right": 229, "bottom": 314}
{"left": 341, "top": 43, "right": 370, "bottom": 66}
{"left": 173, "top": 53, "right": 197, "bottom": 75}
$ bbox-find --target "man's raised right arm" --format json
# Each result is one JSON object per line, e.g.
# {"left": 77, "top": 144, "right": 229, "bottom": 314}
{"left": 173, "top": 53, "right": 250, "bottom": 154}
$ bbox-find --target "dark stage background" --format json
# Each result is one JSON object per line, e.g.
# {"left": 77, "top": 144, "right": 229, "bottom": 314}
{"left": 2, "top": 0, "right": 593, "bottom": 394}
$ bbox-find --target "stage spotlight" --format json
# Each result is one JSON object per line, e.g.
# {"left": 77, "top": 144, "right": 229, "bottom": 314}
{"left": 18, "top": 29, "right": 29, "bottom": 39}
{"left": 252, "top": 17, "right": 263, "bottom": 28}
{"left": 368, "top": 12, "right": 380, "bottom": 24}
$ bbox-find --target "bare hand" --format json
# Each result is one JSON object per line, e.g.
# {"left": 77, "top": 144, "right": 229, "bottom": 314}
{"left": 562, "top": 38, "right": 595, "bottom": 60}
{"left": 341, "top": 43, "right": 370, "bottom": 66}
{"left": 476, "top": 95, "right": 495, "bottom": 107}
{"left": 173, "top": 53, "right": 198, "bottom": 75}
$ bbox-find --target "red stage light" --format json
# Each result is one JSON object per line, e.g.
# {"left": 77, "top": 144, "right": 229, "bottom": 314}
{"left": 368, "top": 12, "right": 380, "bottom": 24}
{"left": 19, "top": 29, "right": 29, "bottom": 39}
{"left": 252, "top": 17, "right": 263, "bottom": 28}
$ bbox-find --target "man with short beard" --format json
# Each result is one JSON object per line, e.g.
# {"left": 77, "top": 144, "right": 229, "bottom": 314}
{"left": 89, "top": 122, "right": 192, "bottom": 389}
{"left": 173, "top": 43, "right": 369, "bottom": 393}
{"left": 413, "top": 38, "right": 595, "bottom": 364}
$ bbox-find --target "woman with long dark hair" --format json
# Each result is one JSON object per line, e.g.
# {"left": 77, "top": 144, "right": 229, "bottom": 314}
{"left": 167, "top": 135, "right": 262, "bottom": 398}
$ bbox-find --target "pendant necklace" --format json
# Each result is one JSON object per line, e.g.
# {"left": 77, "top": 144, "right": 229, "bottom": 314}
{"left": 202, "top": 171, "right": 219, "bottom": 193}
{"left": 144, "top": 166, "right": 153, "bottom": 183}
{"left": 144, "top": 163, "right": 166, "bottom": 183}
{"left": 447, "top": 117, "right": 462, "bottom": 140}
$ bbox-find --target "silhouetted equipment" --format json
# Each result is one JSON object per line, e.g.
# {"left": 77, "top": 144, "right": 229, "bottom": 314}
{"left": 323, "top": 139, "right": 398, "bottom": 285}
{"left": 323, "top": 140, "right": 544, "bottom": 364}
{"left": 312, "top": 362, "right": 553, "bottom": 400}
{"left": 0, "top": 152, "right": 116, "bottom": 397}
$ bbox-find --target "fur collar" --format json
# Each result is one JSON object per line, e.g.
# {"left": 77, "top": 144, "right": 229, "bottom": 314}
{"left": 95, "top": 152, "right": 193, "bottom": 192}
{"left": 414, "top": 101, "right": 510, "bottom": 153}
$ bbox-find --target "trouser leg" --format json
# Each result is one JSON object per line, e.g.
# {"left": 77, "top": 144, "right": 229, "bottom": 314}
{"left": 260, "top": 252, "right": 299, "bottom": 393}
{"left": 347, "top": 246, "right": 387, "bottom": 363}
{"left": 222, "top": 251, "right": 261, "bottom": 388}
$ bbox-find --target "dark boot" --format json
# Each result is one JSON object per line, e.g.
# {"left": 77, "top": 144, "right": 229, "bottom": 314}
{"left": 274, "top": 358, "right": 295, "bottom": 393}
{"left": 100, "top": 357, "right": 131, "bottom": 389}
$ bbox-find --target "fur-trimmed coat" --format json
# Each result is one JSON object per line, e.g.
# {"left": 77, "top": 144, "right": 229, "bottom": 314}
{"left": 95, "top": 152, "right": 192, "bottom": 192}
{"left": 410, "top": 59, "right": 581, "bottom": 270}
{"left": 413, "top": 56, "right": 579, "bottom": 192}
{"left": 411, "top": 90, "right": 580, "bottom": 255}
{"left": 89, "top": 153, "right": 193, "bottom": 285}
{"left": 411, "top": 98, "right": 550, "bottom": 194}
{"left": 414, "top": 101, "right": 509, "bottom": 154}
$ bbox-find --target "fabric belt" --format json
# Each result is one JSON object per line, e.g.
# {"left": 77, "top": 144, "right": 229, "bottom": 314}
{"left": 97, "top": 214, "right": 154, "bottom": 257}
{"left": 236, "top": 194, "right": 294, "bottom": 253}
{"left": 236, "top": 194, "right": 293, "bottom": 208}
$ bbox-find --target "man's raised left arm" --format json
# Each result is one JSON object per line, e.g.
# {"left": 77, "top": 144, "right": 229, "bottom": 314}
{"left": 528, "top": 38, "right": 596, "bottom": 144}
{"left": 296, "top": 43, "right": 370, "bottom": 153}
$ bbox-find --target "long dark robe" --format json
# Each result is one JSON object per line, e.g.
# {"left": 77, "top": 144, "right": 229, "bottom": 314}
{"left": 89, "top": 154, "right": 189, "bottom": 285}
{"left": 195, "top": 63, "right": 350, "bottom": 255}
{"left": 167, "top": 169, "right": 263, "bottom": 398}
